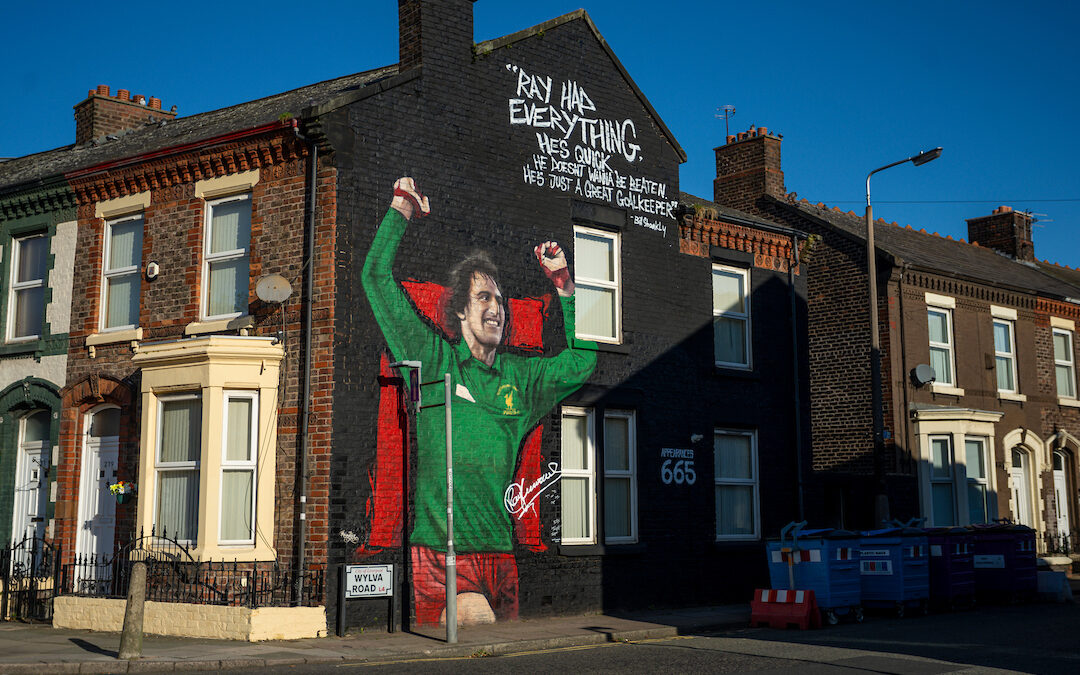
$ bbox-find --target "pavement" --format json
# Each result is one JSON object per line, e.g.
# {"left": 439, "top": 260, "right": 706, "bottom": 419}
{"left": 0, "top": 604, "right": 751, "bottom": 674}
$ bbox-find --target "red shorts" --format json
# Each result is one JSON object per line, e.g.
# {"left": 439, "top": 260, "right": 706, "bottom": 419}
{"left": 410, "top": 546, "right": 518, "bottom": 625}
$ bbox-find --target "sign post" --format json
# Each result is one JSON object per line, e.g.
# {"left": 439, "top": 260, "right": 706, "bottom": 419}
{"left": 337, "top": 564, "right": 395, "bottom": 636}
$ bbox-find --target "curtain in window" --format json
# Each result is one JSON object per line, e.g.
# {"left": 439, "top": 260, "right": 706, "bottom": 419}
{"left": 210, "top": 201, "right": 251, "bottom": 254}
{"left": 561, "top": 415, "right": 588, "bottom": 471}
{"left": 712, "top": 271, "right": 744, "bottom": 314}
{"left": 208, "top": 257, "right": 249, "bottom": 317}
{"left": 226, "top": 398, "right": 252, "bottom": 462}
{"left": 160, "top": 400, "right": 201, "bottom": 462}
{"left": 604, "top": 417, "right": 628, "bottom": 470}
{"left": 106, "top": 275, "right": 139, "bottom": 328}
{"left": 716, "top": 485, "right": 753, "bottom": 535}
{"left": 576, "top": 286, "right": 615, "bottom": 338}
{"left": 993, "top": 323, "right": 1014, "bottom": 391}
{"left": 1054, "top": 332, "right": 1075, "bottom": 397}
{"left": 575, "top": 233, "right": 614, "bottom": 281}
{"left": 221, "top": 470, "right": 253, "bottom": 541}
{"left": 14, "top": 287, "right": 44, "bottom": 337}
{"left": 16, "top": 237, "right": 46, "bottom": 282}
{"left": 158, "top": 470, "right": 199, "bottom": 541}
{"left": 604, "top": 477, "right": 630, "bottom": 538}
{"left": 561, "top": 477, "right": 589, "bottom": 539}
{"left": 715, "top": 434, "right": 752, "bottom": 479}
{"left": 714, "top": 317, "right": 747, "bottom": 364}
{"left": 109, "top": 220, "right": 141, "bottom": 269}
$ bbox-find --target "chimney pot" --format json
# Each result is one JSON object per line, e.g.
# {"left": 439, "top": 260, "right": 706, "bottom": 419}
{"left": 149, "top": 97, "right": 161, "bottom": 110}
{"left": 758, "top": 126, "right": 768, "bottom": 136}
{"left": 87, "top": 89, "right": 96, "bottom": 99}
{"left": 726, "top": 135, "right": 736, "bottom": 144}
{"left": 134, "top": 95, "right": 146, "bottom": 105}
{"left": 96, "top": 84, "right": 110, "bottom": 96}
{"left": 117, "top": 89, "right": 130, "bottom": 101}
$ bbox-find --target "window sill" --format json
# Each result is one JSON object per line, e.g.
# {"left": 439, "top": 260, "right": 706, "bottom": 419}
{"left": 574, "top": 339, "right": 630, "bottom": 354}
{"left": 86, "top": 327, "right": 143, "bottom": 347}
{"left": 714, "top": 365, "right": 757, "bottom": 379}
{"left": 0, "top": 341, "right": 39, "bottom": 357}
{"left": 997, "top": 392, "right": 1027, "bottom": 403}
{"left": 931, "top": 383, "right": 965, "bottom": 397}
{"left": 557, "top": 542, "right": 645, "bottom": 556}
{"left": 1058, "top": 397, "right": 1080, "bottom": 409}
{"left": 186, "top": 315, "right": 255, "bottom": 336}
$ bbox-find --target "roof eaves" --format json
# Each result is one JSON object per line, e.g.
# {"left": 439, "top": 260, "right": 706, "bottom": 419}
{"left": 764, "top": 194, "right": 902, "bottom": 266}
{"left": 475, "top": 9, "right": 686, "bottom": 163}
{"left": 680, "top": 191, "right": 807, "bottom": 239}
{"left": 302, "top": 66, "right": 415, "bottom": 118}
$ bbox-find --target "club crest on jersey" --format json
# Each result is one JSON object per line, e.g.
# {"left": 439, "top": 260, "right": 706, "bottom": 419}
{"left": 497, "top": 383, "right": 521, "bottom": 416}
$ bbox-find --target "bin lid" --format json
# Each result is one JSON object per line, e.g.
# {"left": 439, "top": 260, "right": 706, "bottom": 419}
{"left": 924, "top": 526, "right": 971, "bottom": 536}
{"left": 804, "top": 528, "right": 859, "bottom": 539}
{"left": 862, "top": 527, "right": 903, "bottom": 537}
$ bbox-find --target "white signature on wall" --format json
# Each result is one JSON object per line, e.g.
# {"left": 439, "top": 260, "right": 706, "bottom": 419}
{"left": 504, "top": 462, "right": 561, "bottom": 518}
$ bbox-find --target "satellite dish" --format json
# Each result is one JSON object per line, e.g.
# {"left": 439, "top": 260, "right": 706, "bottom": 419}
{"left": 255, "top": 274, "right": 293, "bottom": 304}
{"left": 911, "top": 364, "right": 936, "bottom": 387}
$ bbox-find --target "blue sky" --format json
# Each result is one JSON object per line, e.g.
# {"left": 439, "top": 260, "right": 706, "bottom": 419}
{"left": 4, "top": 1, "right": 1078, "bottom": 269}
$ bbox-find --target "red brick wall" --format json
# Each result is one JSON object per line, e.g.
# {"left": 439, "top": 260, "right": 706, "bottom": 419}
{"left": 713, "top": 128, "right": 785, "bottom": 214}
{"left": 59, "top": 129, "right": 336, "bottom": 573}
{"left": 74, "top": 85, "right": 176, "bottom": 145}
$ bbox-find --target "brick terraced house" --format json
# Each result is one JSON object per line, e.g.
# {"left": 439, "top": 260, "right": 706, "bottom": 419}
{"left": 709, "top": 125, "right": 1080, "bottom": 554}
{"left": 0, "top": 0, "right": 814, "bottom": 635}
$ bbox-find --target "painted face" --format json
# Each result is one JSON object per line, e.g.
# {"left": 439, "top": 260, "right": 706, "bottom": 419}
{"left": 457, "top": 272, "right": 505, "bottom": 350}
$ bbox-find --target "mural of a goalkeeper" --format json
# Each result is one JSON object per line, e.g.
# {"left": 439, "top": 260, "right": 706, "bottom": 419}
{"left": 361, "top": 178, "right": 597, "bottom": 625}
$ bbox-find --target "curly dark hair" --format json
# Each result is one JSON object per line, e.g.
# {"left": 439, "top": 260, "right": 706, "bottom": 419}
{"left": 443, "top": 251, "right": 502, "bottom": 336}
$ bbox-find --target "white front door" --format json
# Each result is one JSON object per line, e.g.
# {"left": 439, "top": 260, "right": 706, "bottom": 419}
{"left": 10, "top": 411, "right": 51, "bottom": 544}
{"left": 1010, "top": 448, "right": 1033, "bottom": 528}
{"left": 1054, "top": 451, "right": 1071, "bottom": 538}
{"left": 75, "top": 408, "right": 120, "bottom": 562}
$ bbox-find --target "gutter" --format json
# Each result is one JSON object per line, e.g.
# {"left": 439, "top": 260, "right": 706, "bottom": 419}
{"left": 292, "top": 118, "right": 318, "bottom": 598}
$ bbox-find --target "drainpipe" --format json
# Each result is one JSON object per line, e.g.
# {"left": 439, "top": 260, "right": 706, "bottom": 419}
{"left": 897, "top": 264, "right": 914, "bottom": 489}
{"left": 790, "top": 235, "right": 805, "bottom": 521}
{"left": 293, "top": 120, "right": 317, "bottom": 598}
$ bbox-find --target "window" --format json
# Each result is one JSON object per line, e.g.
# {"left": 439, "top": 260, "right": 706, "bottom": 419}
{"left": 714, "top": 430, "right": 759, "bottom": 539}
{"left": 102, "top": 215, "right": 143, "bottom": 330}
{"left": 220, "top": 391, "right": 258, "bottom": 544}
{"left": 1054, "top": 329, "right": 1076, "bottom": 399}
{"left": 993, "top": 319, "right": 1017, "bottom": 393}
{"left": 965, "top": 438, "right": 992, "bottom": 524}
{"left": 713, "top": 265, "right": 751, "bottom": 368}
{"left": 930, "top": 436, "right": 956, "bottom": 526}
{"left": 204, "top": 194, "right": 251, "bottom": 319}
{"left": 573, "top": 226, "right": 620, "bottom": 343}
{"left": 603, "top": 410, "right": 636, "bottom": 544}
{"left": 560, "top": 407, "right": 595, "bottom": 544}
{"left": 7, "top": 233, "right": 47, "bottom": 341}
{"left": 155, "top": 395, "right": 201, "bottom": 544}
{"left": 927, "top": 308, "right": 955, "bottom": 386}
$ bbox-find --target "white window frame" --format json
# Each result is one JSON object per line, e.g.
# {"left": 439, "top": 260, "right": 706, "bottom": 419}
{"left": 560, "top": 406, "right": 596, "bottom": 545}
{"left": 603, "top": 409, "right": 637, "bottom": 544}
{"left": 7, "top": 233, "right": 47, "bottom": 342}
{"left": 929, "top": 434, "right": 957, "bottom": 527}
{"left": 712, "top": 264, "right": 751, "bottom": 369}
{"left": 154, "top": 393, "right": 201, "bottom": 545}
{"left": 964, "top": 437, "right": 992, "bottom": 525}
{"left": 219, "top": 390, "right": 258, "bottom": 546}
{"left": 572, "top": 225, "right": 621, "bottom": 344}
{"left": 202, "top": 193, "right": 251, "bottom": 320}
{"left": 101, "top": 214, "right": 143, "bottom": 331}
{"left": 1054, "top": 328, "right": 1077, "bottom": 400}
{"left": 927, "top": 307, "right": 956, "bottom": 387}
{"left": 992, "top": 318, "right": 1018, "bottom": 394}
{"left": 714, "top": 429, "right": 760, "bottom": 541}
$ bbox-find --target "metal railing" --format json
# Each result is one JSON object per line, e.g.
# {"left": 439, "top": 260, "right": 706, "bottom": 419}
{"left": 61, "top": 528, "right": 323, "bottom": 608}
{"left": 1, "top": 534, "right": 61, "bottom": 622}
{"left": 1044, "top": 529, "right": 1079, "bottom": 556}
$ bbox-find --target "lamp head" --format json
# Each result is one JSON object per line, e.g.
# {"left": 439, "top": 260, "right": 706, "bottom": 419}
{"left": 911, "top": 147, "right": 943, "bottom": 166}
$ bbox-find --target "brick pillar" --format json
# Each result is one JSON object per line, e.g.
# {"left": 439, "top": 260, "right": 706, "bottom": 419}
{"left": 74, "top": 85, "right": 177, "bottom": 145}
{"left": 713, "top": 126, "right": 785, "bottom": 214}
{"left": 966, "top": 206, "right": 1034, "bottom": 262}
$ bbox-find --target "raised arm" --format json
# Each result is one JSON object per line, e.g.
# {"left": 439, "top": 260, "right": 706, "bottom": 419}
{"left": 361, "top": 178, "right": 445, "bottom": 367}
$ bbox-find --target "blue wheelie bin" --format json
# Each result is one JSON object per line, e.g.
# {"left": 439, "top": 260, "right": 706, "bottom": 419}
{"left": 859, "top": 527, "right": 930, "bottom": 616}
{"left": 926, "top": 526, "right": 975, "bottom": 610}
{"left": 766, "top": 523, "right": 862, "bottom": 624}
{"left": 971, "top": 523, "right": 1037, "bottom": 603}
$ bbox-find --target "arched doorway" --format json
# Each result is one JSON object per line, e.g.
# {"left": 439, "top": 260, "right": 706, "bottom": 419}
{"left": 74, "top": 406, "right": 120, "bottom": 561}
{"left": 1010, "top": 447, "right": 1035, "bottom": 528}
{"left": 10, "top": 410, "right": 51, "bottom": 544}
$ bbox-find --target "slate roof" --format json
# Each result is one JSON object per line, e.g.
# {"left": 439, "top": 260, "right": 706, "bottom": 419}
{"left": 0, "top": 65, "right": 397, "bottom": 192}
{"left": 769, "top": 196, "right": 1080, "bottom": 300}
{"left": 679, "top": 191, "right": 801, "bottom": 236}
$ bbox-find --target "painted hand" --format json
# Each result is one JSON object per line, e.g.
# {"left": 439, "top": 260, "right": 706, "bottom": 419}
{"left": 391, "top": 177, "right": 430, "bottom": 220}
{"left": 534, "top": 241, "right": 573, "bottom": 296}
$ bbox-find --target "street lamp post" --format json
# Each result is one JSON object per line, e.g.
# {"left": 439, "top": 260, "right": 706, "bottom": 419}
{"left": 865, "top": 147, "right": 942, "bottom": 526}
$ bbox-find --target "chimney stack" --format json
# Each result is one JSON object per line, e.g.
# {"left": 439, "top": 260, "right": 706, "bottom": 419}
{"left": 398, "top": 0, "right": 476, "bottom": 73}
{"left": 713, "top": 125, "right": 785, "bottom": 214}
{"left": 74, "top": 85, "right": 177, "bottom": 145}
{"left": 966, "top": 206, "right": 1034, "bottom": 262}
